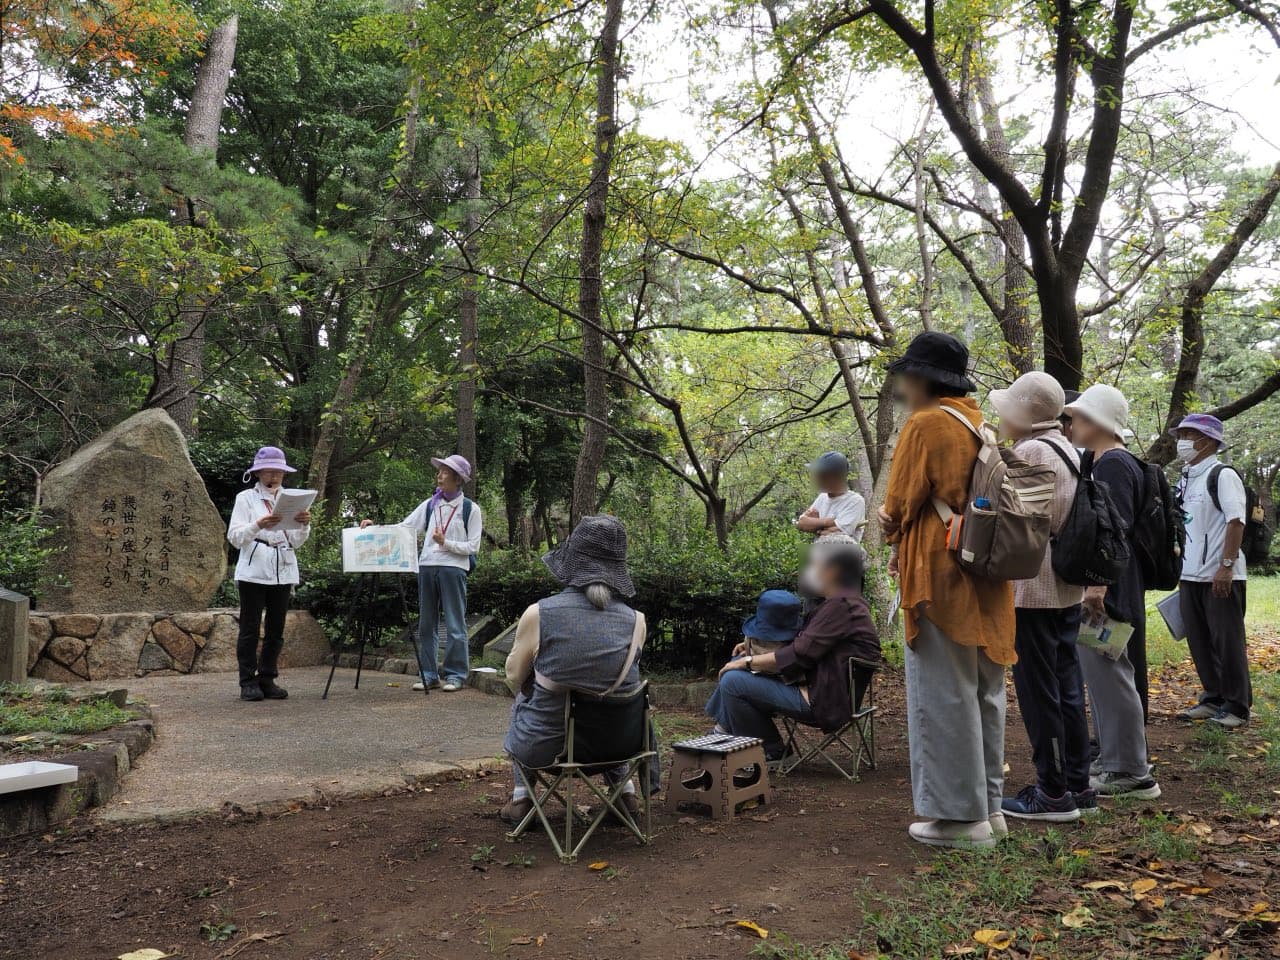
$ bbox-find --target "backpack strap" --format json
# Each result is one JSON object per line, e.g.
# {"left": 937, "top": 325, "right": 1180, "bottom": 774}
{"left": 461, "top": 497, "right": 473, "bottom": 529}
{"left": 1036, "top": 437, "right": 1080, "bottom": 477}
{"left": 600, "top": 612, "right": 646, "bottom": 698}
{"left": 931, "top": 405, "right": 989, "bottom": 525}
{"left": 1207, "top": 463, "right": 1230, "bottom": 514}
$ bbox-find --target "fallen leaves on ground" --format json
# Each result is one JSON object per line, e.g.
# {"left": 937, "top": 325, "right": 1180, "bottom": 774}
{"left": 733, "top": 920, "right": 768, "bottom": 938}
{"left": 1061, "top": 905, "right": 1094, "bottom": 929}
{"left": 972, "top": 929, "right": 1013, "bottom": 950}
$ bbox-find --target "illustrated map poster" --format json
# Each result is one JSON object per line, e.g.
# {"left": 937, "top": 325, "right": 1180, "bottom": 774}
{"left": 342, "top": 525, "right": 418, "bottom": 574}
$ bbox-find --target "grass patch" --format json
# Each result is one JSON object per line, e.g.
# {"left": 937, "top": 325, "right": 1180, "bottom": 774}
{"left": 0, "top": 683, "right": 132, "bottom": 735}
{"left": 1145, "top": 573, "right": 1280, "bottom": 668}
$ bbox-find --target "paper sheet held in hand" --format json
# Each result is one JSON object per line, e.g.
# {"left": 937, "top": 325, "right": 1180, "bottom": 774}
{"left": 270, "top": 488, "right": 318, "bottom": 531}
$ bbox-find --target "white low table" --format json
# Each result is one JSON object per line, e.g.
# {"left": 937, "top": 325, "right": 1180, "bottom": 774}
{"left": 0, "top": 760, "right": 79, "bottom": 795}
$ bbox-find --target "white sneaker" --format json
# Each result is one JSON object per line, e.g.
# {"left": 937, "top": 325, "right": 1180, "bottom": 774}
{"left": 441, "top": 680, "right": 463, "bottom": 692}
{"left": 1178, "top": 703, "right": 1219, "bottom": 721}
{"left": 989, "top": 812, "right": 1009, "bottom": 838}
{"left": 908, "top": 819, "right": 997, "bottom": 850}
{"left": 412, "top": 679, "right": 441, "bottom": 692}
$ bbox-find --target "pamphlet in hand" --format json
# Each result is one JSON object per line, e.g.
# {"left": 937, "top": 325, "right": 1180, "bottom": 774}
{"left": 270, "top": 488, "right": 318, "bottom": 531}
{"left": 1076, "top": 612, "right": 1134, "bottom": 661}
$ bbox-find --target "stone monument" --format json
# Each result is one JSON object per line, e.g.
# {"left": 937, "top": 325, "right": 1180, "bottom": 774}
{"left": 38, "top": 409, "right": 226, "bottom": 613}
{"left": 23, "top": 409, "right": 331, "bottom": 681}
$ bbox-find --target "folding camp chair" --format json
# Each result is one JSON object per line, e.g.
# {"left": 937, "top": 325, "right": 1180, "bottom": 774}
{"left": 505, "top": 682, "right": 657, "bottom": 864}
{"left": 776, "top": 656, "right": 878, "bottom": 780}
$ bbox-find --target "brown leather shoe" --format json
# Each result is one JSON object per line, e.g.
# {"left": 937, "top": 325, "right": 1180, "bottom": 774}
{"left": 499, "top": 797, "right": 533, "bottom": 825}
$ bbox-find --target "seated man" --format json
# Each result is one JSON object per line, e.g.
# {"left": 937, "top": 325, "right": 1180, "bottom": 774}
{"left": 499, "top": 516, "right": 648, "bottom": 825}
{"left": 704, "top": 546, "right": 880, "bottom": 762}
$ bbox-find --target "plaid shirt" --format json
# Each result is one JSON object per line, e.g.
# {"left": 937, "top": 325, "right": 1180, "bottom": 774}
{"left": 1012, "top": 430, "right": 1085, "bottom": 610}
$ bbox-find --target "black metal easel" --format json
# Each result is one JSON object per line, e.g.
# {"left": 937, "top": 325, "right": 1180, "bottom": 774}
{"left": 322, "top": 572, "right": 429, "bottom": 700}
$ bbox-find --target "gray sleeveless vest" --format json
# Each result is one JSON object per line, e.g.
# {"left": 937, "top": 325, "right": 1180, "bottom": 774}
{"left": 534, "top": 588, "right": 640, "bottom": 695}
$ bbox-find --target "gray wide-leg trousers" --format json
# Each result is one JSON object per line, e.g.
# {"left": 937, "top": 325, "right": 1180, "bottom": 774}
{"left": 905, "top": 616, "right": 1007, "bottom": 822}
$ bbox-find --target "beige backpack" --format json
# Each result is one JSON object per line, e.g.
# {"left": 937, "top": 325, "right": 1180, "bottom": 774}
{"left": 931, "top": 407, "right": 1055, "bottom": 581}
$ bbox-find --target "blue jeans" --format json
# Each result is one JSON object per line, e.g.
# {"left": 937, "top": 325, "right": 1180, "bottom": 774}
{"left": 417, "top": 565, "right": 469, "bottom": 684}
{"left": 704, "top": 669, "right": 814, "bottom": 759}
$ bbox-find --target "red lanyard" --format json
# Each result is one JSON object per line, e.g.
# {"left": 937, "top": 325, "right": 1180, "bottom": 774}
{"left": 437, "top": 501, "right": 462, "bottom": 538}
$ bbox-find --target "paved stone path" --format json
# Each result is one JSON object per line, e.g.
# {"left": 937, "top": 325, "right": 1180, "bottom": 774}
{"left": 92, "top": 666, "right": 511, "bottom": 821}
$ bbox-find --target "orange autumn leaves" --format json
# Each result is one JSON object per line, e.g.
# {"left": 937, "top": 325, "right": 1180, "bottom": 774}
{"left": 0, "top": 0, "right": 199, "bottom": 161}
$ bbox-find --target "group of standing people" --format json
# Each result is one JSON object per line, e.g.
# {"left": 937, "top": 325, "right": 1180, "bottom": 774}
{"left": 877, "top": 331, "right": 1253, "bottom": 849}
{"left": 225, "top": 329, "right": 1255, "bottom": 856}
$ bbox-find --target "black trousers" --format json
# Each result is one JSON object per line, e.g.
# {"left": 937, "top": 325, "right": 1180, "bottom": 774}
{"left": 1011, "top": 605, "right": 1090, "bottom": 796}
{"left": 236, "top": 580, "right": 292, "bottom": 684}
{"left": 1181, "top": 580, "right": 1251, "bottom": 718}
{"left": 1127, "top": 622, "right": 1149, "bottom": 724}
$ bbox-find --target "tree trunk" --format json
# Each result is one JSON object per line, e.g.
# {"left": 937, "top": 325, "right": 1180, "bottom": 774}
{"left": 150, "top": 15, "right": 237, "bottom": 436}
{"left": 569, "top": 0, "right": 624, "bottom": 528}
{"left": 457, "top": 151, "right": 481, "bottom": 496}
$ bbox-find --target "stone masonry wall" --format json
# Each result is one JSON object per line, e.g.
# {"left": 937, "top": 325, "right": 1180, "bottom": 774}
{"left": 26, "top": 609, "right": 329, "bottom": 681}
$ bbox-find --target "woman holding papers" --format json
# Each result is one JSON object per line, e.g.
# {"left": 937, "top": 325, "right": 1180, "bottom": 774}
{"left": 1061, "top": 388, "right": 1161, "bottom": 801}
{"left": 226, "top": 446, "right": 312, "bottom": 702}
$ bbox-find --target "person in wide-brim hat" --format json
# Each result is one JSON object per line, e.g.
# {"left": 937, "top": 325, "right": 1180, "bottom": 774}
{"left": 541, "top": 514, "right": 635, "bottom": 597}
{"left": 887, "top": 330, "right": 976, "bottom": 393}
{"left": 500, "top": 514, "right": 647, "bottom": 826}
{"left": 741, "top": 588, "right": 804, "bottom": 656}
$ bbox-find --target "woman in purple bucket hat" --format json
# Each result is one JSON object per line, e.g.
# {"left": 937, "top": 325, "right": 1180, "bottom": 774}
{"left": 362, "top": 454, "right": 482, "bottom": 692}
{"left": 226, "top": 446, "right": 312, "bottom": 702}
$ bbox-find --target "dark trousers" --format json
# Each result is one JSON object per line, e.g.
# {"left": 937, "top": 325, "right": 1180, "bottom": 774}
{"left": 1011, "top": 606, "right": 1090, "bottom": 796}
{"left": 237, "top": 580, "right": 291, "bottom": 684}
{"left": 1127, "top": 622, "right": 1149, "bottom": 724}
{"left": 1181, "top": 580, "right": 1251, "bottom": 718}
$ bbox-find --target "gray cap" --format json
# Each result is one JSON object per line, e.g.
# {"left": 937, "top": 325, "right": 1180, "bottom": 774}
{"left": 807, "top": 451, "right": 850, "bottom": 475}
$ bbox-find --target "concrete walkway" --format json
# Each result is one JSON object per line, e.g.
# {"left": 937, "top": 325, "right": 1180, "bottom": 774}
{"left": 90, "top": 666, "right": 511, "bottom": 821}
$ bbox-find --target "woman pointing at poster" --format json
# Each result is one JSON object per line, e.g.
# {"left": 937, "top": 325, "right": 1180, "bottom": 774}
{"left": 361, "top": 454, "right": 482, "bottom": 692}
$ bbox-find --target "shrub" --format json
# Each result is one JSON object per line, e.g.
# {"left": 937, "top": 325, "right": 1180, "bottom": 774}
{"left": 0, "top": 506, "right": 59, "bottom": 600}
{"left": 293, "top": 520, "right": 809, "bottom": 675}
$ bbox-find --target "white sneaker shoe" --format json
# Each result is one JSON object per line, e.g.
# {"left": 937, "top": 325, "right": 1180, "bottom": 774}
{"left": 989, "top": 812, "right": 1009, "bottom": 838}
{"left": 412, "top": 679, "right": 441, "bottom": 692}
{"left": 441, "top": 680, "right": 463, "bottom": 692}
{"left": 908, "top": 819, "right": 997, "bottom": 850}
{"left": 1209, "top": 709, "right": 1247, "bottom": 730}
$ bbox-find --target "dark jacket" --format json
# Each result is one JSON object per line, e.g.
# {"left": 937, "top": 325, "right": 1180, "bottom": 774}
{"left": 772, "top": 588, "right": 881, "bottom": 731}
{"left": 1092, "top": 449, "right": 1146, "bottom": 627}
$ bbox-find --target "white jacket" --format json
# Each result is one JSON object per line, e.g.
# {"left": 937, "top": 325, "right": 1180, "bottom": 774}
{"left": 401, "top": 494, "right": 482, "bottom": 571}
{"left": 227, "top": 484, "right": 311, "bottom": 585}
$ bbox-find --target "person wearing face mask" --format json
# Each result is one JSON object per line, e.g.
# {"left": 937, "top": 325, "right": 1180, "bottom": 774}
{"left": 227, "top": 446, "right": 312, "bottom": 702}
{"left": 1061, "top": 387, "right": 1160, "bottom": 801}
{"left": 361, "top": 455, "right": 482, "bottom": 692}
{"left": 1172, "top": 415, "right": 1251, "bottom": 729}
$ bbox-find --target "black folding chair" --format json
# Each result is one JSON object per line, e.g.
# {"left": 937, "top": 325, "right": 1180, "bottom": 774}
{"left": 505, "top": 682, "right": 656, "bottom": 864}
{"left": 777, "top": 656, "right": 878, "bottom": 780}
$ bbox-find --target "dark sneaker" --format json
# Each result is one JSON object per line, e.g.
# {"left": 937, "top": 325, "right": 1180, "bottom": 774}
{"left": 1072, "top": 788, "right": 1100, "bottom": 815}
{"left": 499, "top": 797, "right": 532, "bottom": 825}
{"left": 258, "top": 678, "right": 288, "bottom": 699}
{"left": 1090, "top": 771, "right": 1161, "bottom": 800}
{"left": 1001, "top": 784, "right": 1081, "bottom": 822}
{"left": 239, "top": 682, "right": 265, "bottom": 702}
{"left": 1209, "top": 708, "right": 1247, "bottom": 730}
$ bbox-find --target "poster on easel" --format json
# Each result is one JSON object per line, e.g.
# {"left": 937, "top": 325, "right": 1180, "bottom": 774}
{"left": 341, "top": 525, "right": 418, "bottom": 574}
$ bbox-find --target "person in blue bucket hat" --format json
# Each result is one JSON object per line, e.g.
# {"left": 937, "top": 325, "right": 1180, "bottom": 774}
{"left": 741, "top": 589, "right": 805, "bottom": 656}
{"left": 704, "top": 547, "right": 880, "bottom": 764}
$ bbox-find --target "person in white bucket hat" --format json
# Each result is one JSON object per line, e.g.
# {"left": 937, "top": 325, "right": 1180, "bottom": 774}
{"left": 1062, "top": 386, "right": 1161, "bottom": 802}
{"left": 362, "top": 454, "right": 483, "bottom": 692}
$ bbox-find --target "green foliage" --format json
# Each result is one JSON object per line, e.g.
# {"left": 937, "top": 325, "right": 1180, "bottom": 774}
{"left": 0, "top": 685, "right": 133, "bottom": 736}
{"left": 0, "top": 503, "right": 58, "bottom": 599}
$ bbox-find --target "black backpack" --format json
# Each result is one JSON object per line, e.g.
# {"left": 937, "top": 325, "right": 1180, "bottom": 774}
{"left": 1208, "top": 464, "right": 1271, "bottom": 565}
{"left": 1036, "top": 440, "right": 1130, "bottom": 586}
{"left": 1132, "top": 454, "right": 1186, "bottom": 590}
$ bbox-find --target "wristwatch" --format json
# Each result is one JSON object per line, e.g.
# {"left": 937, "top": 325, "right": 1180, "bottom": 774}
{"left": 1221, "top": 558, "right": 1235, "bottom": 569}
{"left": 746, "top": 655, "right": 754, "bottom": 671}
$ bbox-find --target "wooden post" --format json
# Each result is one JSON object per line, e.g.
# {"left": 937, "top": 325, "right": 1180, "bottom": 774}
{"left": 0, "top": 589, "right": 30, "bottom": 683}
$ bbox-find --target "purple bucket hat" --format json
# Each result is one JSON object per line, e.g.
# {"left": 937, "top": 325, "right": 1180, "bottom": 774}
{"left": 1171, "top": 414, "right": 1227, "bottom": 450}
{"left": 430, "top": 454, "right": 473, "bottom": 482}
{"left": 243, "top": 446, "right": 297, "bottom": 482}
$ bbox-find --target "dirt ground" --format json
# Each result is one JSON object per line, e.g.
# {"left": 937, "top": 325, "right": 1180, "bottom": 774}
{"left": 0, "top": 671, "right": 1251, "bottom": 960}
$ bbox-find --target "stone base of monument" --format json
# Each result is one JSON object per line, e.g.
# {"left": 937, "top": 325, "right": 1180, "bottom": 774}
{"left": 26, "top": 609, "right": 329, "bottom": 681}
